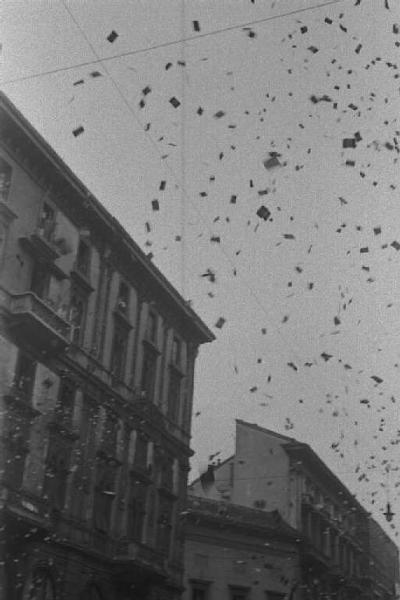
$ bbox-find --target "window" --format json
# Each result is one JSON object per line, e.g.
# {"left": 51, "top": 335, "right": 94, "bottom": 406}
{"left": 0, "top": 157, "right": 12, "bottom": 201}
{"left": 116, "top": 280, "right": 129, "bottom": 314}
{"left": 167, "top": 368, "right": 182, "bottom": 423}
{"left": 100, "top": 414, "right": 118, "bottom": 457}
{"left": 69, "top": 289, "right": 87, "bottom": 345}
{"left": 160, "top": 456, "right": 174, "bottom": 491}
{"left": 70, "top": 396, "right": 98, "bottom": 519}
{"left": 229, "top": 586, "right": 250, "bottom": 600}
{"left": 146, "top": 310, "right": 157, "bottom": 343}
{"left": 80, "top": 586, "right": 103, "bottom": 600}
{"left": 127, "top": 479, "right": 147, "bottom": 541}
{"left": 76, "top": 238, "right": 91, "bottom": 277}
{"left": 133, "top": 432, "right": 148, "bottom": 469}
{"left": 171, "top": 336, "right": 181, "bottom": 366}
{"left": 93, "top": 457, "right": 116, "bottom": 533}
{"left": 14, "top": 353, "right": 36, "bottom": 398}
{"left": 146, "top": 487, "right": 157, "bottom": 544}
{"left": 110, "top": 322, "right": 128, "bottom": 380}
{"left": 30, "top": 262, "right": 50, "bottom": 299}
{"left": 157, "top": 494, "right": 174, "bottom": 554}
{"left": 54, "top": 381, "right": 75, "bottom": 429}
{"left": 191, "top": 582, "right": 210, "bottom": 600}
{"left": 38, "top": 202, "right": 56, "bottom": 242}
{"left": 24, "top": 569, "right": 56, "bottom": 600}
{"left": 140, "top": 345, "right": 158, "bottom": 401}
{"left": 265, "top": 593, "right": 285, "bottom": 600}
{"left": 43, "top": 433, "right": 71, "bottom": 511}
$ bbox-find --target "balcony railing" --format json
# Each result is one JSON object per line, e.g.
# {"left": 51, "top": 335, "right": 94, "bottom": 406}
{"left": 9, "top": 292, "right": 71, "bottom": 352}
{"left": 19, "top": 227, "right": 60, "bottom": 263}
{"left": 114, "top": 539, "right": 167, "bottom": 573}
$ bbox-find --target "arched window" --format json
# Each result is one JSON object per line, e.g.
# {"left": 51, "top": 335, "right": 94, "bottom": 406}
{"left": 24, "top": 569, "right": 56, "bottom": 600}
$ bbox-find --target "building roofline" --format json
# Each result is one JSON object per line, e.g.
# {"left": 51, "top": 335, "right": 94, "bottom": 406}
{"left": 283, "top": 442, "right": 368, "bottom": 513}
{"left": 235, "top": 418, "right": 296, "bottom": 443}
{"left": 236, "top": 420, "right": 367, "bottom": 514}
{"left": 0, "top": 91, "right": 215, "bottom": 345}
{"left": 186, "top": 495, "right": 299, "bottom": 541}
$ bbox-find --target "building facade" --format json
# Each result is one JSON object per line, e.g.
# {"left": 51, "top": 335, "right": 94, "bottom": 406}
{"left": 0, "top": 93, "right": 214, "bottom": 600}
{"left": 183, "top": 495, "right": 300, "bottom": 600}
{"left": 190, "top": 420, "right": 399, "bottom": 600}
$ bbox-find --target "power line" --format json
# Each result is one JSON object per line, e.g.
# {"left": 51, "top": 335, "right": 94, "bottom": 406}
{"left": 57, "top": 0, "right": 398, "bottom": 473}
{"left": 0, "top": 0, "right": 343, "bottom": 87}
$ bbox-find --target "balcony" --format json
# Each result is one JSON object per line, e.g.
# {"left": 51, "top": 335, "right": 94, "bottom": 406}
{"left": 19, "top": 226, "right": 60, "bottom": 263}
{"left": 9, "top": 292, "right": 71, "bottom": 352}
{"left": 132, "top": 396, "right": 166, "bottom": 430}
{"left": 114, "top": 539, "right": 167, "bottom": 575}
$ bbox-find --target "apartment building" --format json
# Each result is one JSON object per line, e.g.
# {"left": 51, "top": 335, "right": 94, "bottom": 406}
{"left": 0, "top": 92, "right": 214, "bottom": 600}
{"left": 190, "top": 420, "right": 399, "bottom": 600}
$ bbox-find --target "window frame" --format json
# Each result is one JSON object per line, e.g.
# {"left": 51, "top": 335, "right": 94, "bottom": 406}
{"left": 37, "top": 201, "right": 57, "bottom": 243}
{"left": 167, "top": 365, "right": 183, "bottom": 423}
{"left": 69, "top": 286, "right": 88, "bottom": 346}
{"left": 140, "top": 342, "right": 159, "bottom": 401}
{"left": 116, "top": 279, "right": 130, "bottom": 315}
{"left": 13, "top": 352, "right": 36, "bottom": 399}
{"left": 189, "top": 580, "right": 211, "bottom": 600}
{"left": 146, "top": 309, "right": 158, "bottom": 344}
{"left": 75, "top": 237, "right": 91, "bottom": 278}
{"left": 0, "top": 156, "right": 12, "bottom": 202}
{"left": 228, "top": 585, "right": 250, "bottom": 600}
{"left": 110, "top": 319, "right": 129, "bottom": 380}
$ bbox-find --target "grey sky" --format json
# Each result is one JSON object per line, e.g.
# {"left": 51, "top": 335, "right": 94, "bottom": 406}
{"left": 1, "top": 0, "right": 400, "bottom": 540}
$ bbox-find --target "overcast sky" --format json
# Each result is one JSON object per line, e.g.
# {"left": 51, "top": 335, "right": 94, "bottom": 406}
{"left": 2, "top": 0, "right": 400, "bottom": 540}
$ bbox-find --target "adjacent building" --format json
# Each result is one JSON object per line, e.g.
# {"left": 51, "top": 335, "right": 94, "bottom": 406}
{"left": 183, "top": 495, "right": 301, "bottom": 600}
{"left": 190, "top": 419, "right": 399, "bottom": 600}
{"left": 0, "top": 92, "right": 214, "bottom": 600}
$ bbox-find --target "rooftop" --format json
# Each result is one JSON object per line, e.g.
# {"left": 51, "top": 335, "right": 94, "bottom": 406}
{"left": 0, "top": 92, "right": 215, "bottom": 345}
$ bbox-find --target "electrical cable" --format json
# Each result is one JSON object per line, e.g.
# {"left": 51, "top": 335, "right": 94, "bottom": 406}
{"left": 0, "top": 0, "right": 344, "bottom": 87}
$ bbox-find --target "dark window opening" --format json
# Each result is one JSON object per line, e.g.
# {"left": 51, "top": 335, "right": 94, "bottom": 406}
{"left": 127, "top": 479, "right": 147, "bottom": 542}
{"left": 25, "top": 569, "right": 56, "bottom": 600}
{"left": 30, "top": 262, "right": 50, "bottom": 299}
{"left": 14, "top": 352, "right": 36, "bottom": 398}
{"left": 93, "top": 458, "right": 116, "bottom": 533}
{"left": 76, "top": 239, "right": 91, "bottom": 277}
{"left": 157, "top": 494, "right": 174, "bottom": 554}
{"left": 116, "top": 280, "right": 129, "bottom": 314}
{"left": 133, "top": 432, "right": 147, "bottom": 469}
{"left": 171, "top": 336, "right": 181, "bottom": 366}
{"left": 160, "top": 456, "right": 174, "bottom": 491}
{"left": 229, "top": 587, "right": 250, "bottom": 600}
{"left": 69, "top": 290, "right": 87, "bottom": 345}
{"left": 140, "top": 345, "right": 157, "bottom": 401}
{"left": 43, "top": 434, "right": 71, "bottom": 511}
{"left": 110, "top": 323, "right": 128, "bottom": 380}
{"left": 191, "top": 582, "right": 210, "bottom": 600}
{"left": 146, "top": 310, "right": 157, "bottom": 343}
{"left": 0, "top": 157, "right": 12, "bottom": 202}
{"left": 38, "top": 202, "right": 56, "bottom": 242}
{"left": 54, "top": 381, "right": 75, "bottom": 429}
{"left": 100, "top": 414, "right": 118, "bottom": 457}
{"left": 167, "top": 368, "right": 182, "bottom": 423}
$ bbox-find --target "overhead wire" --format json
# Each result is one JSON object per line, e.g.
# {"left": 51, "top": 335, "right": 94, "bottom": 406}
{"left": 0, "top": 0, "right": 344, "bottom": 87}
{"left": 56, "top": 0, "right": 397, "bottom": 493}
